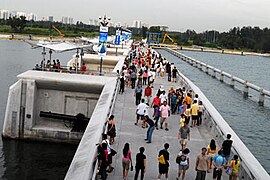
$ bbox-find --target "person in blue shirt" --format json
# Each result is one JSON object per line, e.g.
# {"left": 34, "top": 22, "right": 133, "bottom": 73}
{"left": 212, "top": 150, "right": 226, "bottom": 180}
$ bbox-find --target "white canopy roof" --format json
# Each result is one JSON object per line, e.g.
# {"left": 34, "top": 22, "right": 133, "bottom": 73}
{"left": 28, "top": 41, "right": 92, "bottom": 53}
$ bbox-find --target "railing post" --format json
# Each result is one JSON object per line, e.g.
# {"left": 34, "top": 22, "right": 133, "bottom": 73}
{"left": 259, "top": 88, "right": 265, "bottom": 106}
{"left": 205, "top": 65, "right": 209, "bottom": 74}
{"left": 220, "top": 71, "right": 224, "bottom": 82}
{"left": 230, "top": 75, "right": 235, "bottom": 87}
{"left": 212, "top": 69, "right": 216, "bottom": 78}
{"left": 243, "top": 80, "right": 249, "bottom": 98}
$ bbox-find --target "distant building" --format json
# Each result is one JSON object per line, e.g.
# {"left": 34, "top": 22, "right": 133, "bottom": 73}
{"left": 9, "top": 11, "right": 17, "bottom": 18}
{"left": 48, "top": 16, "right": 54, "bottom": 22}
{"left": 17, "top": 11, "right": 27, "bottom": 18}
{"left": 27, "top": 13, "right": 37, "bottom": 21}
{"left": 133, "top": 20, "right": 142, "bottom": 28}
{"left": 62, "top": 16, "right": 73, "bottom": 24}
{"left": 0, "top": 10, "right": 10, "bottom": 20}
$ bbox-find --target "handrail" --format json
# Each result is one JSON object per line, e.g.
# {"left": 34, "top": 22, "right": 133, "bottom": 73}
{"left": 164, "top": 48, "right": 270, "bottom": 106}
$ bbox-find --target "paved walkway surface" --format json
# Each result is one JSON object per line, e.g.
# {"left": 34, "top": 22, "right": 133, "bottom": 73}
{"left": 107, "top": 75, "right": 228, "bottom": 180}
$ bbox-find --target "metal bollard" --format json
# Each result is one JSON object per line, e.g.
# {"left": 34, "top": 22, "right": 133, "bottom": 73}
{"left": 220, "top": 71, "right": 224, "bottom": 82}
{"left": 243, "top": 80, "right": 248, "bottom": 98}
{"left": 230, "top": 75, "right": 235, "bottom": 87}
{"left": 259, "top": 88, "right": 264, "bottom": 106}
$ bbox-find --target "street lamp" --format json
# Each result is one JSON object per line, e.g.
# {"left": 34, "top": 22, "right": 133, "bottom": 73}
{"left": 98, "top": 15, "right": 110, "bottom": 76}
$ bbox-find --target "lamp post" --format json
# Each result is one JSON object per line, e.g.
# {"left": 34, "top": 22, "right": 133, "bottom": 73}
{"left": 98, "top": 15, "right": 110, "bottom": 76}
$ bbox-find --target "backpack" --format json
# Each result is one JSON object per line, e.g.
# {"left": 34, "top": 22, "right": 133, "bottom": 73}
{"left": 176, "top": 154, "right": 187, "bottom": 164}
{"left": 158, "top": 154, "right": 166, "bottom": 164}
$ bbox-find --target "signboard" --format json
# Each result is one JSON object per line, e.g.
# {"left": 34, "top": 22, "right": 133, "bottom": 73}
{"left": 121, "top": 31, "right": 132, "bottom": 41}
{"left": 146, "top": 32, "right": 160, "bottom": 44}
{"left": 114, "top": 29, "right": 121, "bottom": 45}
{"left": 98, "top": 43, "right": 106, "bottom": 57}
{"left": 99, "top": 26, "right": 108, "bottom": 43}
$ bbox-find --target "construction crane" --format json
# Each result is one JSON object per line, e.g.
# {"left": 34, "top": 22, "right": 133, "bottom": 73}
{"left": 52, "top": 25, "right": 64, "bottom": 38}
{"left": 162, "top": 33, "right": 177, "bottom": 45}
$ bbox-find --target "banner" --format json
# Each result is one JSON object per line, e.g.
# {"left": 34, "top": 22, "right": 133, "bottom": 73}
{"left": 99, "top": 26, "right": 108, "bottom": 43}
{"left": 121, "top": 31, "right": 132, "bottom": 41}
{"left": 115, "top": 29, "right": 121, "bottom": 45}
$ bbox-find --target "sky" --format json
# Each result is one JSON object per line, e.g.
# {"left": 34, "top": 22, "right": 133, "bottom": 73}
{"left": 1, "top": 0, "right": 270, "bottom": 32}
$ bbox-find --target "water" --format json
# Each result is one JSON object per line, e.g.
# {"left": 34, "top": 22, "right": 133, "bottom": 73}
{"left": 157, "top": 49, "right": 270, "bottom": 174}
{"left": 0, "top": 40, "right": 77, "bottom": 179}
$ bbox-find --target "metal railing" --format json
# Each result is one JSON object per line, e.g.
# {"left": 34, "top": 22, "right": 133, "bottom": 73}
{"left": 165, "top": 48, "right": 270, "bottom": 106}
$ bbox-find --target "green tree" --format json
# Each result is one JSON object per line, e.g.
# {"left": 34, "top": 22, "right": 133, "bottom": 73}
{"left": 7, "top": 16, "right": 27, "bottom": 32}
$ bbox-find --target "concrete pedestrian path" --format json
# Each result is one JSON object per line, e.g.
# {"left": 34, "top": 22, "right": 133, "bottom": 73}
{"left": 107, "top": 75, "right": 227, "bottom": 180}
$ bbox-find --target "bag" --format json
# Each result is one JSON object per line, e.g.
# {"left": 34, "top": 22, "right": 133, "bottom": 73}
{"left": 176, "top": 154, "right": 186, "bottom": 164}
{"left": 225, "top": 167, "right": 233, "bottom": 175}
{"left": 158, "top": 154, "right": 166, "bottom": 164}
{"left": 110, "top": 149, "right": 117, "bottom": 156}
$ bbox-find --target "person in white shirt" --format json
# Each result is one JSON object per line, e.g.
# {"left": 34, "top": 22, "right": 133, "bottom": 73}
{"left": 135, "top": 99, "right": 147, "bottom": 126}
{"left": 159, "top": 91, "right": 167, "bottom": 105}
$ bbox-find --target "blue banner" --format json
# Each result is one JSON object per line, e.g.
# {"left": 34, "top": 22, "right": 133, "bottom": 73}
{"left": 115, "top": 29, "right": 121, "bottom": 45}
{"left": 99, "top": 26, "right": 108, "bottom": 43}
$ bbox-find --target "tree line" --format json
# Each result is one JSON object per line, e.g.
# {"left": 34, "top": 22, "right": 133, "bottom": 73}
{"left": 147, "top": 26, "right": 270, "bottom": 53}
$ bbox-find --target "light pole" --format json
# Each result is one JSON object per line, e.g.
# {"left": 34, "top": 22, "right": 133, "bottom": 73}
{"left": 98, "top": 15, "right": 110, "bottom": 76}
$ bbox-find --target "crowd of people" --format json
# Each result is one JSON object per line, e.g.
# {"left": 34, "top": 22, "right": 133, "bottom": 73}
{"left": 96, "top": 42, "right": 241, "bottom": 180}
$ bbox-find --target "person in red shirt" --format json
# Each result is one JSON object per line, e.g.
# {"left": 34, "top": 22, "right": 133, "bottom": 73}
{"left": 144, "top": 85, "right": 152, "bottom": 104}
{"left": 81, "top": 63, "right": 86, "bottom": 74}
{"left": 151, "top": 94, "right": 161, "bottom": 116}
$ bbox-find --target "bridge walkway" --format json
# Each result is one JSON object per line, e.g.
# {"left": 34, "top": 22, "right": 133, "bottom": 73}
{"left": 107, "top": 75, "right": 228, "bottom": 180}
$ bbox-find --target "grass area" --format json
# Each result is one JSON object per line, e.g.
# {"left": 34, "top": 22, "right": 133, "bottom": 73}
{"left": 0, "top": 25, "right": 99, "bottom": 38}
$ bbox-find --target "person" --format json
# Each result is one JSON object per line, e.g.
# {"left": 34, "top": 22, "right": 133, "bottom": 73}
{"left": 180, "top": 114, "right": 186, "bottom": 128}
{"left": 134, "top": 147, "right": 146, "bottom": 180}
{"left": 159, "top": 91, "right": 167, "bottom": 105}
{"left": 102, "top": 134, "right": 114, "bottom": 173}
{"left": 172, "top": 66, "right": 178, "bottom": 83}
{"left": 144, "top": 116, "right": 155, "bottom": 143}
{"left": 130, "top": 70, "right": 137, "bottom": 89}
{"left": 81, "top": 63, "right": 86, "bottom": 74}
{"left": 135, "top": 99, "right": 147, "bottom": 126}
{"left": 207, "top": 139, "right": 217, "bottom": 170}
{"left": 198, "top": 101, "right": 204, "bottom": 125}
{"left": 97, "top": 143, "right": 108, "bottom": 180}
{"left": 56, "top": 59, "right": 61, "bottom": 71}
{"left": 176, "top": 148, "right": 190, "bottom": 180}
{"left": 221, "top": 134, "right": 233, "bottom": 163}
{"left": 107, "top": 115, "right": 116, "bottom": 145}
{"left": 167, "top": 63, "right": 171, "bottom": 82}
{"left": 184, "top": 93, "right": 192, "bottom": 109}
{"left": 154, "top": 104, "right": 160, "bottom": 130}
{"left": 142, "top": 70, "right": 148, "bottom": 85}
{"left": 144, "top": 85, "right": 152, "bottom": 104}
{"left": 159, "top": 101, "right": 170, "bottom": 131}
{"left": 213, "top": 150, "right": 226, "bottom": 180}
{"left": 195, "top": 147, "right": 209, "bottom": 180}
{"left": 122, "top": 143, "right": 133, "bottom": 180}
{"left": 180, "top": 101, "right": 187, "bottom": 115}
{"left": 190, "top": 100, "right": 199, "bottom": 127}
{"left": 151, "top": 94, "right": 161, "bottom": 110}
{"left": 171, "top": 92, "right": 177, "bottom": 114}
{"left": 178, "top": 121, "right": 190, "bottom": 150}
{"left": 135, "top": 84, "right": 143, "bottom": 105}
{"left": 120, "top": 72, "right": 125, "bottom": 94}
{"left": 158, "top": 143, "right": 170, "bottom": 180}
{"left": 228, "top": 155, "right": 241, "bottom": 180}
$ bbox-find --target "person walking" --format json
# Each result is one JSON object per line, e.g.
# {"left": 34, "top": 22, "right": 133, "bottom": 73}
{"left": 107, "top": 115, "right": 116, "bottom": 145}
{"left": 159, "top": 101, "right": 170, "bottom": 130}
{"left": 102, "top": 134, "right": 114, "bottom": 173}
{"left": 154, "top": 104, "right": 160, "bottom": 130}
{"left": 144, "top": 85, "right": 152, "bottom": 104}
{"left": 97, "top": 143, "right": 109, "bottom": 180}
{"left": 221, "top": 134, "right": 233, "bottom": 163}
{"left": 195, "top": 147, "right": 209, "bottom": 180}
{"left": 176, "top": 148, "right": 190, "bottom": 180}
{"left": 122, "top": 143, "right": 133, "bottom": 180}
{"left": 134, "top": 147, "right": 146, "bottom": 180}
{"left": 213, "top": 150, "right": 226, "bottom": 180}
{"left": 119, "top": 72, "right": 125, "bottom": 94}
{"left": 135, "top": 84, "right": 143, "bottom": 105}
{"left": 178, "top": 121, "right": 190, "bottom": 150}
{"left": 228, "top": 155, "right": 241, "bottom": 180}
{"left": 158, "top": 143, "right": 170, "bottom": 180}
{"left": 190, "top": 100, "right": 199, "bottom": 127}
{"left": 207, "top": 139, "right": 217, "bottom": 170}
{"left": 131, "top": 70, "right": 137, "bottom": 89}
{"left": 135, "top": 99, "right": 147, "bottom": 126}
{"left": 144, "top": 116, "right": 155, "bottom": 143}
{"left": 172, "top": 66, "right": 178, "bottom": 83}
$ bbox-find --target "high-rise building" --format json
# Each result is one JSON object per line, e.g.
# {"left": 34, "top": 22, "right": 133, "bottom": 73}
{"left": 62, "top": 16, "right": 73, "bottom": 24}
{"left": 27, "top": 13, "right": 37, "bottom": 21}
{"left": 133, "top": 20, "right": 142, "bottom": 28}
{"left": 17, "top": 11, "right": 27, "bottom": 18}
{"left": 68, "top": 17, "right": 73, "bottom": 25}
{"left": 48, "top": 16, "right": 54, "bottom": 22}
{"left": 0, "top": 10, "right": 10, "bottom": 20}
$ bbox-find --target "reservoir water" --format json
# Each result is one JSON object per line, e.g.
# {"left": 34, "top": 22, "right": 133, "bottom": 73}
{"left": 157, "top": 49, "right": 270, "bottom": 174}
{"left": 0, "top": 40, "right": 77, "bottom": 179}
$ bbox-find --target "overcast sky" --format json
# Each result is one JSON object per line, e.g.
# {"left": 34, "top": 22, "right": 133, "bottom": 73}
{"left": 1, "top": 0, "right": 270, "bottom": 32}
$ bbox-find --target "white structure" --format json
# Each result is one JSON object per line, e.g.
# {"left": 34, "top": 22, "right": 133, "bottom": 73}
{"left": 27, "top": 13, "right": 37, "bottom": 21}
{"left": 62, "top": 16, "right": 73, "bottom": 24}
{"left": 133, "top": 20, "right": 142, "bottom": 28}
{"left": 0, "top": 10, "right": 10, "bottom": 20}
{"left": 48, "top": 16, "right": 54, "bottom": 22}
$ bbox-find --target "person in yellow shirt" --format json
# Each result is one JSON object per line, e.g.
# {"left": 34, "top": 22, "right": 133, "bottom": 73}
{"left": 228, "top": 155, "right": 241, "bottom": 180}
{"left": 207, "top": 139, "right": 217, "bottom": 170}
{"left": 180, "top": 114, "right": 186, "bottom": 128}
{"left": 190, "top": 100, "right": 199, "bottom": 127}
